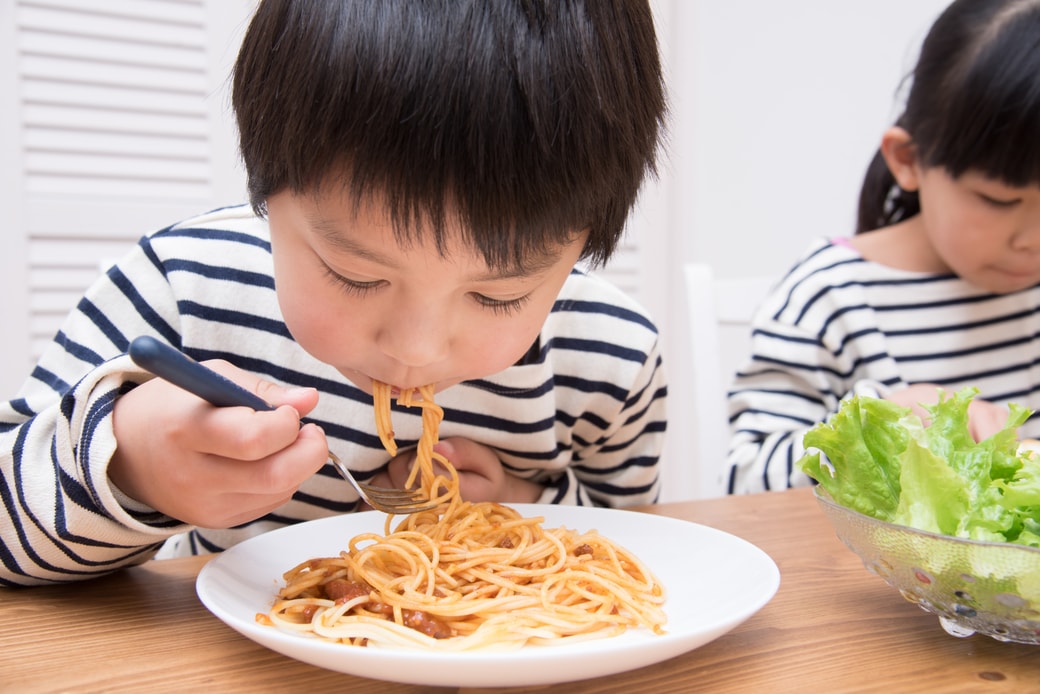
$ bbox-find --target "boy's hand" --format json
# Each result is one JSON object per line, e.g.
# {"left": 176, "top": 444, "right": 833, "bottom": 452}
{"left": 109, "top": 361, "right": 330, "bottom": 527}
{"left": 377, "top": 437, "right": 544, "bottom": 505}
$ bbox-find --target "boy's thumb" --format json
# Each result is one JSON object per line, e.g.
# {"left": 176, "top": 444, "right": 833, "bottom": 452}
{"left": 256, "top": 380, "right": 320, "bottom": 415}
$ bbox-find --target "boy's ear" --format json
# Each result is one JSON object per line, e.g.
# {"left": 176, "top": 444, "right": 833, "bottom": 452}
{"left": 879, "top": 126, "right": 920, "bottom": 192}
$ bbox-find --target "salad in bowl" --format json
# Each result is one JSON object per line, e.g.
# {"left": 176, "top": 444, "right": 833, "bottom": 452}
{"left": 799, "top": 387, "right": 1040, "bottom": 644}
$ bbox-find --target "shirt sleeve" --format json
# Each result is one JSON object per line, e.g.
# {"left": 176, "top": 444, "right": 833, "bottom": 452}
{"left": 0, "top": 243, "right": 191, "bottom": 586}
{"left": 724, "top": 312, "right": 897, "bottom": 495}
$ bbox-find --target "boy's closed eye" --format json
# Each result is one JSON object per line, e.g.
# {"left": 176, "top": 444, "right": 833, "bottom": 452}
{"left": 321, "top": 264, "right": 533, "bottom": 315}
{"left": 470, "top": 293, "right": 532, "bottom": 316}
{"left": 321, "top": 265, "right": 385, "bottom": 295}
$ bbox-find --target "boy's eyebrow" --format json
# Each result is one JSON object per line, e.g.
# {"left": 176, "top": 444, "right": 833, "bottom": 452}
{"left": 312, "top": 217, "right": 399, "bottom": 266}
{"left": 310, "top": 216, "right": 567, "bottom": 281}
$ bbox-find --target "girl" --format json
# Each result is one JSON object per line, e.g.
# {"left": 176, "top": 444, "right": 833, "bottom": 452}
{"left": 727, "top": 0, "right": 1040, "bottom": 494}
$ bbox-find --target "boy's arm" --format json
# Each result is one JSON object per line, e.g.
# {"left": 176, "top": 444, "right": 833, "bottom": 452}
{"left": 0, "top": 356, "right": 190, "bottom": 586}
{"left": 0, "top": 244, "right": 191, "bottom": 586}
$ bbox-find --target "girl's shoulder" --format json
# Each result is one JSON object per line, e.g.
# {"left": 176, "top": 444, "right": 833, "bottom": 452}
{"left": 758, "top": 236, "right": 962, "bottom": 329}
{"left": 778, "top": 234, "right": 957, "bottom": 290}
{"left": 767, "top": 236, "right": 871, "bottom": 300}
{"left": 788, "top": 235, "right": 863, "bottom": 272}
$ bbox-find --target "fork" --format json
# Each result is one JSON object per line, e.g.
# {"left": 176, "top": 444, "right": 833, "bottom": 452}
{"left": 127, "top": 336, "right": 438, "bottom": 514}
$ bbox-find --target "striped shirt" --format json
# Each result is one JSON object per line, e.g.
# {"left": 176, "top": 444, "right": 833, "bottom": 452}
{"left": 727, "top": 237, "right": 1040, "bottom": 494}
{"left": 0, "top": 204, "right": 666, "bottom": 586}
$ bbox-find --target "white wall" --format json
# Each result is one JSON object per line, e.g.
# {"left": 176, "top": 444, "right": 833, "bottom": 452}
{"left": 661, "top": 0, "right": 950, "bottom": 276}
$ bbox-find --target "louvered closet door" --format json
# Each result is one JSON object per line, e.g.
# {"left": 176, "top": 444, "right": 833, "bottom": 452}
{"left": 0, "top": 0, "right": 251, "bottom": 393}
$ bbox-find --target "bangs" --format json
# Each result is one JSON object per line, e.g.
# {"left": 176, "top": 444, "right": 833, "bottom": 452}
{"left": 233, "top": 0, "right": 664, "bottom": 269}
{"left": 920, "top": 12, "right": 1040, "bottom": 186}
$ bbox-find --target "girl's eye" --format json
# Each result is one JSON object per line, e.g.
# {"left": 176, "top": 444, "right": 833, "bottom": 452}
{"left": 323, "top": 266, "right": 383, "bottom": 296}
{"left": 979, "top": 193, "right": 1020, "bottom": 208}
{"left": 473, "top": 293, "right": 531, "bottom": 316}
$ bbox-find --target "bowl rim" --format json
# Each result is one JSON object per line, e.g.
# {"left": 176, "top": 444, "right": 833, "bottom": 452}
{"left": 812, "top": 486, "right": 1040, "bottom": 556}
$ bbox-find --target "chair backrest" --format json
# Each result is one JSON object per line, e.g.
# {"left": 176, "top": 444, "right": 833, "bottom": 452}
{"left": 683, "top": 263, "right": 774, "bottom": 498}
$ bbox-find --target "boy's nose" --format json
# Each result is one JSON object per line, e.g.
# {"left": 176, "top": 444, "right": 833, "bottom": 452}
{"left": 377, "top": 306, "right": 451, "bottom": 369}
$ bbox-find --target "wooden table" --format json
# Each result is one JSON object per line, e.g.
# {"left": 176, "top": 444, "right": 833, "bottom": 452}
{"left": 2, "top": 488, "right": 1037, "bottom": 693}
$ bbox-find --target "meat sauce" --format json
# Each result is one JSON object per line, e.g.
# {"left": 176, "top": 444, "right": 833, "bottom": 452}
{"left": 319, "top": 578, "right": 452, "bottom": 639}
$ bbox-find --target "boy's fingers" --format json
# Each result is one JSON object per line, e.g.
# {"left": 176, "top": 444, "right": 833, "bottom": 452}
{"left": 193, "top": 422, "right": 331, "bottom": 497}
{"left": 257, "top": 380, "right": 320, "bottom": 414}
{"left": 297, "top": 422, "right": 335, "bottom": 468}
{"left": 178, "top": 405, "right": 291, "bottom": 461}
{"left": 200, "top": 360, "right": 319, "bottom": 415}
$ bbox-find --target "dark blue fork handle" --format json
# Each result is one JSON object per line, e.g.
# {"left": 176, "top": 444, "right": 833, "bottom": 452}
{"left": 128, "top": 336, "right": 275, "bottom": 413}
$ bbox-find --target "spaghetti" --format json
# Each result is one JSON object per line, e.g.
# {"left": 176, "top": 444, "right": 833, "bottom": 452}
{"left": 259, "top": 383, "right": 666, "bottom": 650}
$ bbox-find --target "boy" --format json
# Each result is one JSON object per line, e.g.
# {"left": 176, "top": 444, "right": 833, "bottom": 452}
{"left": 0, "top": 0, "right": 667, "bottom": 585}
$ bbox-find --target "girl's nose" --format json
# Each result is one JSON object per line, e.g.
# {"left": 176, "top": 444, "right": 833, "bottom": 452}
{"left": 1011, "top": 225, "right": 1040, "bottom": 252}
{"left": 1011, "top": 207, "right": 1040, "bottom": 251}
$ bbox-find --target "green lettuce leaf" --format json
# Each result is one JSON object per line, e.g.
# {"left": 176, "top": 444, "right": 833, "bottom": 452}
{"left": 801, "top": 395, "right": 915, "bottom": 521}
{"left": 798, "top": 387, "right": 1040, "bottom": 547}
{"left": 891, "top": 438, "right": 967, "bottom": 536}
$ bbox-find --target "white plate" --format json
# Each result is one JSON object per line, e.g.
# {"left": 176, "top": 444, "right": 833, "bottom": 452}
{"left": 196, "top": 504, "right": 780, "bottom": 687}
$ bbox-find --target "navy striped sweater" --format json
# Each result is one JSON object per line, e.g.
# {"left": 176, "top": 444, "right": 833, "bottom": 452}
{"left": 0, "top": 204, "right": 666, "bottom": 586}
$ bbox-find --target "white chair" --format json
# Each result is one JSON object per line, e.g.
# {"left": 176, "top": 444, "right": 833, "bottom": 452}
{"left": 683, "top": 263, "right": 775, "bottom": 498}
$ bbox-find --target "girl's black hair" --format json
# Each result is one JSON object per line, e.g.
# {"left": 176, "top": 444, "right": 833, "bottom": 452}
{"left": 232, "top": 0, "right": 666, "bottom": 268}
{"left": 857, "top": 0, "right": 1040, "bottom": 233}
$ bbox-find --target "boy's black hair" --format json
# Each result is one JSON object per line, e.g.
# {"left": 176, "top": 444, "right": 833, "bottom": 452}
{"left": 232, "top": 0, "right": 666, "bottom": 268}
{"left": 857, "top": 0, "right": 1040, "bottom": 233}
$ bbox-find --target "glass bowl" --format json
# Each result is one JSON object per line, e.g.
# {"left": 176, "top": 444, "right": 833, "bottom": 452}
{"left": 814, "top": 487, "right": 1040, "bottom": 644}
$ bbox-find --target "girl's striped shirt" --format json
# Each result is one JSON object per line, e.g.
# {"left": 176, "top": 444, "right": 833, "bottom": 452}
{"left": 727, "top": 237, "right": 1040, "bottom": 494}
